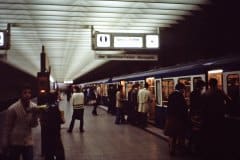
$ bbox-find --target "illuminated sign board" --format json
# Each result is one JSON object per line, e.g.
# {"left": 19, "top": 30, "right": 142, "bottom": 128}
{"left": 93, "top": 32, "right": 159, "bottom": 50}
{"left": 0, "top": 30, "right": 10, "bottom": 50}
{"left": 146, "top": 35, "right": 159, "bottom": 48}
{"left": 96, "top": 34, "right": 111, "bottom": 47}
{"left": 0, "top": 32, "right": 4, "bottom": 46}
{"left": 113, "top": 36, "right": 143, "bottom": 48}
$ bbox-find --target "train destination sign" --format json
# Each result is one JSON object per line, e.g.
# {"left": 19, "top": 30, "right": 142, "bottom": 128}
{"left": 94, "top": 32, "right": 159, "bottom": 50}
{"left": 95, "top": 53, "right": 158, "bottom": 61}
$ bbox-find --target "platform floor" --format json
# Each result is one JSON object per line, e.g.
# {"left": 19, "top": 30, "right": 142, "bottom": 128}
{"left": 31, "top": 96, "right": 201, "bottom": 160}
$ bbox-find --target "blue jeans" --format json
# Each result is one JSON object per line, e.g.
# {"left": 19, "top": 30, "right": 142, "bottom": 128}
{"left": 9, "top": 145, "right": 33, "bottom": 160}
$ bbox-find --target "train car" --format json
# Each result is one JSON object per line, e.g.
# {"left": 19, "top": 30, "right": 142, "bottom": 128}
{"left": 108, "top": 55, "right": 240, "bottom": 128}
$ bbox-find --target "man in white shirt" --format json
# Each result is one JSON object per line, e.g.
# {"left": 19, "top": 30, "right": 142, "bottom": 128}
{"left": 67, "top": 86, "right": 85, "bottom": 133}
{"left": 137, "top": 83, "right": 152, "bottom": 128}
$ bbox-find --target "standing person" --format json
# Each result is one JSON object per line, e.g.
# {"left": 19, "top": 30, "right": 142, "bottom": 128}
{"left": 127, "top": 83, "right": 139, "bottom": 125}
{"left": 66, "top": 85, "right": 72, "bottom": 102}
{"left": 67, "top": 86, "right": 85, "bottom": 133}
{"left": 90, "top": 87, "right": 98, "bottom": 116}
{"left": 201, "top": 78, "right": 231, "bottom": 159}
{"left": 131, "top": 83, "right": 140, "bottom": 125}
{"left": 107, "top": 85, "right": 116, "bottom": 114}
{"left": 164, "top": 82, "right": 188, "bottom": 156}
{"left": 44, "top": 92, "right": 65, "bottom": 160}
{"left": 5, "top": 84, "right": 39, "bottom": 160}
{"left": 189, "top": 79, "right": 205, "bottom": 154}
{"left": 137, "top": 82, "right": 152, "bottom": 128}
{"left": 115, "top": 85, "right": 125, "bottom": 124}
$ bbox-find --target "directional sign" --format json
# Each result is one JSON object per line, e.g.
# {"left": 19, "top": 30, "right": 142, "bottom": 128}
{"left": 96, "top": 34, "right": 111, "bottom": 48}
{"left": 146, "top": 35, "right": 159, "bottom": 48}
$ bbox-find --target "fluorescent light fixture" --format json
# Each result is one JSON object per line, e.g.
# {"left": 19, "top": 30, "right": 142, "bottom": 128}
{"left": 208, "top": 69, "right": 223, "bottom": 74}
{"left": 0, "top": 31, "right": 4, "bottom": 46}
{"left": 64, "top": 80, "right": 73, "bottom": 84}
{"left": 146, "top": 35, "right": 159, "bottom": 48}
{"left": 114, "top": 36, "right": 143, "bottom": 48}
{"left": 96, "top": 34, "right": 111, "bottom": 47}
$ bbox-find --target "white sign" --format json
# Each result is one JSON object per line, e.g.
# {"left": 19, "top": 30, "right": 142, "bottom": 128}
{"left": 96, "top": 34, "right": 110, "bottom": 47}
{"left": 95, "top": 53, "right": 158, "bottom": 61}
{"left": 146, "top": 35, "right": 159, "bottom": 48}
{"left": 114, "top": 36, "right": 143, "bottom": 48}
{"left": 0, "top": 32, "right": 4, "bottom": 46}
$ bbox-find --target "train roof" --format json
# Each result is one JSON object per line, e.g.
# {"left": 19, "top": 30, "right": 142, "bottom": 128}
{"left": 111, "top": 55, "right": 240, "bottom": 82}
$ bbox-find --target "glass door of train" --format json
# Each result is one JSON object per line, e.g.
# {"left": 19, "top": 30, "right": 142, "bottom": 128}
{"left": 223, "top": 71, "right": 240, "bottom": 116}
{"left": 208, "top": 69, "right": 223, "bottom": 90}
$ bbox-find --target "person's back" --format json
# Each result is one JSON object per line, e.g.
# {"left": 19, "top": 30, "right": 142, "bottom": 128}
{"left": 202, "top": 78, "right": 230, "bottom": 129}
{"left": 201, "top": 78, "right": 231, "bottom": 159}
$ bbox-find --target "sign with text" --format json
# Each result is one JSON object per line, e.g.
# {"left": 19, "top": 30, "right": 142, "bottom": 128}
{"left": 114, "top": 36, "right": 143, "bottom": 48}
{"left": 96, "top": 34, "right": 111, "bottom": 48}
{"left": 93, "top": 32, "right": 159, "bottom": 50}
{"left": 95, "top": 53, "right": 158, "bottom": 61}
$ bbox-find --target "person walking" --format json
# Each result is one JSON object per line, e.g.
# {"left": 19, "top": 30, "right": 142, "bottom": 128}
{"left": 4, "top": 84, "right": 40, "bottom": 160}
{"left": 67, "top": 86, "right": 85, "bottom": 133}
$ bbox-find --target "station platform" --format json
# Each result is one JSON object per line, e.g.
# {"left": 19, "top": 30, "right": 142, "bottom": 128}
{"left": 30, "top": 95, "right": 203, "bottom": 160}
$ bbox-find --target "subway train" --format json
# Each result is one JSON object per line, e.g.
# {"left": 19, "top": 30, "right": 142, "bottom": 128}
{"left": 79, "top": 55, "right": 240, "bottom": 128}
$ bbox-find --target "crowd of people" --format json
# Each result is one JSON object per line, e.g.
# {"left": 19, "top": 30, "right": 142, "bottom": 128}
{"left": 0, "top": 77, "right": 235, "bottom": 160}
{"left": 164, "top": 78, "right": 232, "bottom": 159}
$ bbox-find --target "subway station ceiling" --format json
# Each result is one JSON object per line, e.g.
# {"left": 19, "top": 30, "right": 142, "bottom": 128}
{"left": 0, "top": 0, "right": 213, "bottom": 83}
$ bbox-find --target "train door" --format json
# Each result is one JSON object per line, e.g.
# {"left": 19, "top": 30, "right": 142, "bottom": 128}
{"left": 208, "top": 69, "right": 223, "bottom": 90}
{"left": 161, "top": 78, "right": 175, "bottom": 107}
{"left": 223, "top": 71, "right": 240, "bottom": 116}
{"left": 178, "top": 77, "right": 191, "bottom": 106}
{"left": 192, "top": 75, "right": 206, "bottom": 91}
{"left": 155, "top": 78, "right": 162, "bottom": 106}
{"left": 126, "top": 81, "right": 137, "bottom": 100}
{"left": 146, "top": 77, "right": 156, "bottom": 121}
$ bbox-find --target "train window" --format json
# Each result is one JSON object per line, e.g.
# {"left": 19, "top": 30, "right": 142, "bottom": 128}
{"left": 208, "top": 70, "right": 223, "bottom": 90}
{"left": 146, "top": 77, "right": 155, "bottom": 96}
{"left": 156, "top": 80, "right": 161, "bottom": 106}
{"left": 227, "top": 74, "right": 240, "bottom": 99}
{"left": 178, "top": 77, "right": 191, "bottom": 105}
{"left": 146, "top": 77, "right": 156, "bottom": 121}
{"left": 162, "top": 79, "right": 174, "bottom": 106}
{"left": 193, "top": 77, "right": 203, "bottom": 90}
